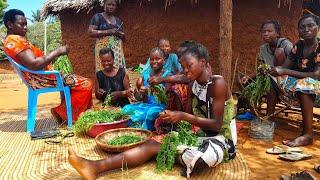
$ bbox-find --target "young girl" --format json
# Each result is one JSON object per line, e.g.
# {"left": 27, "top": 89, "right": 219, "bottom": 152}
{"left": 95, "top": 48, "right": 133, "bottom": 107}
{"left": 68, "top": 43, "right": 237, "bottom": 179}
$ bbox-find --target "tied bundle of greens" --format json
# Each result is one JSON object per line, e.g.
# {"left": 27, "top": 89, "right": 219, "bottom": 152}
{"left": 156, "top": 121, "right": 198, "bottom": 172}
{"left": 53, "top": 55, "right": 73, "bottom": 74}
{"left": 148, "top": 85, "right": 167, "bottom": 104}
{"left": 240, "top": 64, "right": 271, "bottom": 107}
{"left": 108, "top": 134, "right": 145, "bottom": 145}
{"left": 73, "top": 109, "right": 128, "bottom": 134}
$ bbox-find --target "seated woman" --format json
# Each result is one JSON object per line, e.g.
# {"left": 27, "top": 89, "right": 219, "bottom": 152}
{"left": 68, "top": 42, "right": 237, "bottom": 179}
{"left": 271, "top": 14, "right": 320, "bottom": 147}
{"left": 95, "top": 48, "right": 133, "bottom": 107}
{"left": 3, "top": 9, "right": 93, "bottom": 123}
{"left": 122, "top": 47, "right": 171, "bottom": 130}
{"left": 142, "top": 38, "right": 182, "bottom": 75}
{"left": 238, "top": 20, "right": 293, "bottom": 114}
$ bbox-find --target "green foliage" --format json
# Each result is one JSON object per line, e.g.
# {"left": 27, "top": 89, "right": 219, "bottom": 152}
{"left": 73, "top": 109, "right": 128, "bottom": 134}
{"left": 148, "top": 85, "right": 167, "bottom": 104}
{"left": 240, "top": 64, "right": 271, "bottom": 107}
{"left": 107, "top": 134, "right": 144, "bottom": 145}
{"left": 0, "top": 25, "right": 6, "bottom": 61}
{"left": 156, "top": 131, "right": 179, "bottom": 172}
{"left": 0, "top": 0, "right": 7, "bottom": 24}
{"left": 176, "top": 121, "right": 197, "bottom": 146}
{"left": 27, "top": 21, "right": 62, "bottom": 52}
{"left": 156, "top": 121, "right": 198, "bottom": 172}
{"left": 31, "top": 10, "right": 42, "bottom": 23}
{"left": 102, "top": 93, "right": 113, "bottom": 108}
{"left": 53, "top": 55, "right": 73, "bottom": 74}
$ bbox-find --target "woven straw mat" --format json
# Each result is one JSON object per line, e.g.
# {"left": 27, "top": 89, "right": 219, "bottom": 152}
{"left": 0, "top": 109, "right": 249, "bottom": 180}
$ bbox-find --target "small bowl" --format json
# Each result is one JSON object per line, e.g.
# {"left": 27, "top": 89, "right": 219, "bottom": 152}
{"left": 95, "top": 128, "right": 152, "bottom": 152}
{"left": 87, "top": 119, "right": 129, "bottom": 138}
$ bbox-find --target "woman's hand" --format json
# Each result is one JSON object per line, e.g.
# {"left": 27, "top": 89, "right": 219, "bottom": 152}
{"left": 159, "top": 110, "right": 183, "bottom": 124}
{"left": 125, "top": 88, "right": 134, "bottom": 98}
{"left": 149, "top": 76, "right": 163, "bottom": 85}
{"left": 270, "top": 66, "right": 287, "bottom": 76}
{"left": 97, "top": 88, "right": 106, "bottom": 97}
{"left": 139, "top": 86, "right": 149, "bottom": 94}
{"left": 58, "top": 45, "right": 69, "bottom": 56}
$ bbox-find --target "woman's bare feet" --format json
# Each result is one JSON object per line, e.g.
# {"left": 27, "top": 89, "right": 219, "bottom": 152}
{"left": 282, "top": 134, "right": 313, "bottom": 147}
{"left": 68, "top": 149, "right": 98, "bottom": 180}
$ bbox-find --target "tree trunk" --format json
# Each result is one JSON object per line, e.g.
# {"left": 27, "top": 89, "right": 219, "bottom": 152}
{"left": 219, "top": 0, "right": 233, "bottom": 86}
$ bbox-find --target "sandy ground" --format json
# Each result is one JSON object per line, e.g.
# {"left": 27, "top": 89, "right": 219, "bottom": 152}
{"left": 0, "top": 73, "right": 319, "bottom": 179}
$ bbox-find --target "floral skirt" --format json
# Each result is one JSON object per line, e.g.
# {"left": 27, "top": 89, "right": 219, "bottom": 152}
{"left": 277, "top": 75, "right": 320, "bottom": 107}
{"left": 95, "top": 36, "right": 126, "bottom": 72}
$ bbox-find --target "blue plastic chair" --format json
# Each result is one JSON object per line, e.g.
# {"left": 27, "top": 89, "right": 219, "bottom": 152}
{"left": 5, "top": 54, "right": 73, "bottom": 132}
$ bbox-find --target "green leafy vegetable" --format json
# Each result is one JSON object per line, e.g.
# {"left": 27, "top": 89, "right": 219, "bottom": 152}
{"left": 156, "top": 121, "right": 198, "bottom": 172}
{"left": 73, "top": 109, "right": 128, "bottom": 134}
{"left": 156, "top": 131, "right": 179, "bottom": 172}
{"left": 148, "top": 85, "right": 167, "bottom": 104}
{"left": 53, "top": 55, "right": 73, "bottom": 74}
{"left": 240, "top": 64, "right": 271, "bottom": 107}
{"left": 108, "top": 134, "right": 144, "bottom": 145}
{"left": 102, "top": 93, "right": 113, "bottom": 108}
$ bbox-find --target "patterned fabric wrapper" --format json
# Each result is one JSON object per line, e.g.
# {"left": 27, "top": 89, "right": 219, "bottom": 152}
{"left": 95, "top": 36, "right": 126, "bottom": 72}
{"left": 277, "top": 75, "right": 320, "bottom": 107}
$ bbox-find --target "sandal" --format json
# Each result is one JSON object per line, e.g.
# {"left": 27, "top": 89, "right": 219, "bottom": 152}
{"left": 278, "top": 152, "right": 312, "bottom": 161}
{"left": 281, "top": 170, "right": 316, "bottom": 180}
{"left": 314, "top": 165, "right": 320, "bottom": 174}
{"left": 266, "top": 145, "right": 303, "bottom": 154}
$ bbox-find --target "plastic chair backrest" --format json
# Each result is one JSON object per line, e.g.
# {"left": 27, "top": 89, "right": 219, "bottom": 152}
{"left": 5, "top": 53, "right": 65, "bottom": 90}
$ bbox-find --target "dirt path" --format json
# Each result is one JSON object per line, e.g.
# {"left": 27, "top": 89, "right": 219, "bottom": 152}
{"left": 0, "top": 74, "right": 319, "bottom": 179}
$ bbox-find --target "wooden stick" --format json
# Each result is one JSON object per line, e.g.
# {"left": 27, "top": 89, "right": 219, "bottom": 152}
{"left": 231, "top": 55, "right": 239, "bottom": 91}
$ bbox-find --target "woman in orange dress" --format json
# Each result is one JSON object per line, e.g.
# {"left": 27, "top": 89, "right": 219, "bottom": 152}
{"left": 3, "top": 9, "right": 93, "bottom": 123}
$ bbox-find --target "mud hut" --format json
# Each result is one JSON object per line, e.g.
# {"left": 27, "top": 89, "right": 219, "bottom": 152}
{"left": 42, "top": 0, "right": 302, "bottom": 83}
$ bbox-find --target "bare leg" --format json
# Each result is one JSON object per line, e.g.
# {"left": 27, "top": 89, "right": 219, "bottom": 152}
{"left": 266, "top": 87, "right": 277, "bottom": 115}
{"left": 283, "top": 93, "right": 313, "bottom": 147}
{"left": 68, "top": 139, "right": 160, "bottom": 180}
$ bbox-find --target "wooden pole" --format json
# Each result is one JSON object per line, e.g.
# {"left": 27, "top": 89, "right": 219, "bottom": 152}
{"left": 219, "top": 0, "right": 233, "bottom": 85}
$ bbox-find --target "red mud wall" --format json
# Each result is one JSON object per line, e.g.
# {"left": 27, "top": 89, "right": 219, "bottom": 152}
{"left": 60, "top": 0, "right": 301, "bottom": 82}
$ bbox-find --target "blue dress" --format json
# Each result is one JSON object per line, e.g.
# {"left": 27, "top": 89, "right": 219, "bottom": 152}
{"left": 122, "top": 69, "right": 170, "bottom": 130}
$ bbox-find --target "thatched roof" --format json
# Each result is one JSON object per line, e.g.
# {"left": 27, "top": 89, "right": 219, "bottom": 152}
{"left": 41, "top": 0, "right": 223, "bottom": 18}
{"left": 41, "top": 0, "right": 104, "bottom": 17}
{"left": 41, "top": 0, "right": 293, "bottom": 18}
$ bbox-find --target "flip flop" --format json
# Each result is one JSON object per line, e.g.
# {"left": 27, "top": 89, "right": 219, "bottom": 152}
{"left": 279, "top": 152, "right": 312, "bottom": 161}
{"left": 314, "top": 165, "right": 320, "bottom": 174}
{"left": 266, "top": 145, "right": 303, "bottom": 154}
{"left": 281, "top": 170, "right": 316, "bottom": 180}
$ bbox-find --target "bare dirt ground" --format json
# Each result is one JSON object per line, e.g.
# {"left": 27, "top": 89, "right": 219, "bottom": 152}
{"left": 0, "top": 71, "right": 319, "bottom": 179}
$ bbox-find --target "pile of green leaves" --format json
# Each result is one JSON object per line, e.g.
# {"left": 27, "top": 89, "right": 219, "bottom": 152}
{"left": 148, "top": 85, "right": 167, "bottom": 104}
{"left": 73, "top": 109, "right": 128, "bottom": 134}
{"left": 240, "top": 64, "right": 271, "bottom": 107}
{"left": 108, "top": 134, "right": 145, "bottom": 145}
{"left": 156, "top": 121, "right": 198, "bottom": 172}
{"left": 156, "top": 131, "right": 179, "bottom": 172}
{"left": 53, "top": 55, "right": 73, "bottom": 74}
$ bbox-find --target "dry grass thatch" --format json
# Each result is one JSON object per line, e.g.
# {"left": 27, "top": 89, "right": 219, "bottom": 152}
{"left": 41, "top": 0, "right": 293, "bottom": 18}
